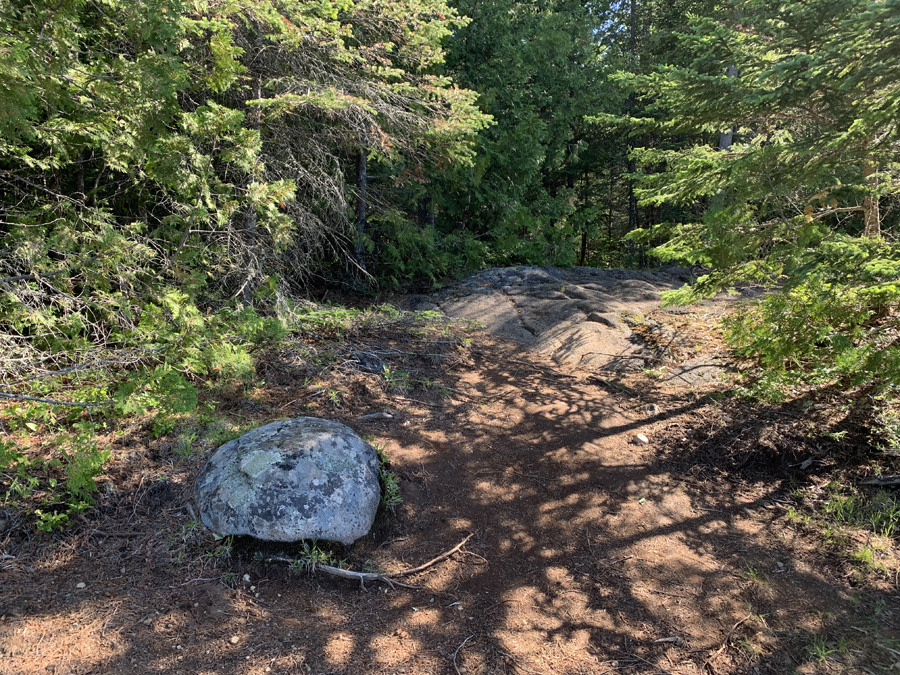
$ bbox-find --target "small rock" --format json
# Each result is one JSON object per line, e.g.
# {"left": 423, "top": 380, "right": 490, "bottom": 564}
{"left": 634, "top": 433, "right": 650, "bottom": 445}
{"left": 350, "top": 351, "right": 385, "bottom": 373}
{"left": 75, "top": 582, "right": 86, "bottom": 589}
{"left": 360, "top": 412, "right": 393, "bottom": 421}
{"left": 242, "top": 574, "right": 251, "bottom": 582}
{"left": 230, "top": 636, "right": 239, "bottom": 645}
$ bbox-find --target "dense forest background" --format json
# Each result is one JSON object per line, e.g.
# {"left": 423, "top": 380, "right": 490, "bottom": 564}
{"left": 3, "top": 0, "right": 900, "bottom": 524}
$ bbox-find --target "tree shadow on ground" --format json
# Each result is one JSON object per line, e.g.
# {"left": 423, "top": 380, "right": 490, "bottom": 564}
{"left": 1, "top": 338, "right": 897, "bottom": 675}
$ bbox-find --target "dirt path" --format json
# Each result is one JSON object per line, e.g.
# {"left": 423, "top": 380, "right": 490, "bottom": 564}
{"left": 0, "top": 267, "right": 896, "bottom": 674}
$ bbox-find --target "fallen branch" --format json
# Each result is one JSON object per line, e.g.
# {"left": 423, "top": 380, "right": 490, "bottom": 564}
{"left": 388, "top": 532, "right": 475, "bottom": 578}
{"left": 861, "top": 476, "right": 900, "bottom": 487}
{"left": 452, "top": 634, "right": 475, "bottom": 675}
{"left": 704, "top": 615, "right": 752, "bottom": 673}
{"left": 391, "top": 395, "right": 444, "bottom": 408}
{"left": 0, "top": 391, "right": 108, "bottom": 408}
{"left": 265, "top": 533, "right": 475, "bottom": 590}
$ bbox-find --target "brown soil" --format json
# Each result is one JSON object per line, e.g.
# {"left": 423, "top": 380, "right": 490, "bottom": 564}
{"left": 1, "top": 287, "right": 899, "bottom": 675}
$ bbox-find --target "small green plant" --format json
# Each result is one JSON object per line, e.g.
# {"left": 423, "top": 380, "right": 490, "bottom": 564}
{"left": 299, "top": 540, "right": 338, "bottom": 569}
{"left": 209, "top": 535, "right": 235, "bottom": 562}
{"left": 34, "top": 509, "right": 70, "bottom": 532}
{"left": 805, "top": 635, "right": 835, "bottom": 663}
{"left": 0, "top": 419, "right": 110, "bottom": 532}
{"left": 738, "top": 635, "right": 759, "bottom": 655}
{"left": 821, "top": 482, "right": 900, "bottom": 538}
{"left": 382, "top": 366, "right": 411, "bottom": 393}
{"left": 368, "top": 437, "right": 403, "bottom": 513}
{"left": 786, "top": 505, "right": 812, "bottom": 526}
{"left": 851, "top": 544, "right": 887, "bottom": 574}
{"left": 381, "top": 471, "right": 402, "bottom": 513}
{"left": 206, "top": 423, "right": 245, "bottom": 448}
{"left": 173, "top": 433, "right": 200, "bottom": 461}
{"left": 743, "top": 565, "right": 767, "bottom": 583}
{"left": 279, "top": 541, "right": 344, "bottom": 575}
{"left": 172, "top": 519, "right": 201, "bottom": 544}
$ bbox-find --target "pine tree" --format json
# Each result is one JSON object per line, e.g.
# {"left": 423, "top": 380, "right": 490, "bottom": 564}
{"left": 623, "top": 0, "right": 900, "bottom": 389}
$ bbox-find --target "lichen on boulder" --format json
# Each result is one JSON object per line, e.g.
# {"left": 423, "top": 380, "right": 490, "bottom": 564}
{"left": 194, "top": 417, "right": 381, "bottom": 545}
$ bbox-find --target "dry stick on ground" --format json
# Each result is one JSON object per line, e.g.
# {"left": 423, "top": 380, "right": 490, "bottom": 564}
{"left": 452, "top": 634, "right": 475, "bottom": 675}
{"left": 0, "top": 391, "right": 108, "bottom": 407}
{"left": 391, "top": 395, "right": 444, "bottom": 408}
{"left": 861, "top": 475, "right": 900, "bottom": 486}
{"left": 704, "top": 615, "right": 752, "bottom": 673}
{"left": 265, "top": 533, "right": 475, "bottom": 590}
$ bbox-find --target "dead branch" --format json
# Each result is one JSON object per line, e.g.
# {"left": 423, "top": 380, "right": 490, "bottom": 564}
{"left": 265, "top": 533, "right": 475, "bottom": 590}
{"left": 452, "top": 635, "right": 475, "bottom": 675}
{"left": 391, "top": 395, "right": 444, "bottom": 408}
{"left": 0, "top": 391, "right": 108, "bottom": 408}
{"left": 5, "top": 346, "right": 167, "bottom": 386}
{"left": 704, "top": 614, "right": 752, "bottom": 673}
{"left": 387, "top": 533, "right": 474, "bottom": 578}
{"left": 861, "top": 476, "right": 900, "bottom": 486}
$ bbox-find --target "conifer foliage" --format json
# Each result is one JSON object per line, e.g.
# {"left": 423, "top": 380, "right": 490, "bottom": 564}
{"left": 0, "top": 0, "right": 484, "bottom": 372}
{"left": 625, "top": 0, "right": 900, "bottom": 390}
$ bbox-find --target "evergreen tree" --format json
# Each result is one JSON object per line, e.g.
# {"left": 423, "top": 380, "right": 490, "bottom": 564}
{"left": 0, "top": 0, "right": 485, "bottom": 377}
{"left": 624, "top": 0, "right": 900, "bottom": 389}
{"left": 435, "top": 0, "right": 609, "bottom": 266}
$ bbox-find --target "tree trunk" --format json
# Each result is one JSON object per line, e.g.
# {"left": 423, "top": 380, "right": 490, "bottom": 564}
{"left": 627, "top": 0, "right": 640, "bottom": 241}
{"left": 578, "top": 170, "right": 589, "bottom": 266}
{"left": 707, "top": 63, "right": 739, "bottom": 228}
{"left": 607, "top": 172, "right": 615, "bottom": 246}
{"left": 76, "top": 150, "right": 85, "bottom": 201}
{"left": 863, "top": 163, "right": 880, "bottom": 238}
{"left": 241, "top": 61, "right": 263, "bottom": 308}
{"left": 718, "top": 65, "right": 738, "bottom": 150}
{"left": 627, "top": 157, "right": 639, "bottom": 234}
{"left": 355, "top": 148, "right": 368, "bottom": 269}
{"left": 417, "top": 193, "right": 434, "bottom": 228}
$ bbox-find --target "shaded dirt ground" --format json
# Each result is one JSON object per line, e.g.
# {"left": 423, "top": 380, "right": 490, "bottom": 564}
{"left": 1, "top": 267, "right": 899, "bottom": 675}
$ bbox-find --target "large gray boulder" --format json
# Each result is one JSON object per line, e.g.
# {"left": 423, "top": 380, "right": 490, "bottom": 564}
{"left": 194, "top": 418, "right": 381, "bottom": 545}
